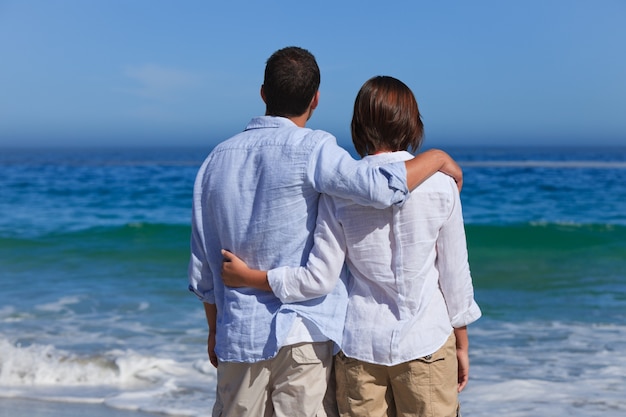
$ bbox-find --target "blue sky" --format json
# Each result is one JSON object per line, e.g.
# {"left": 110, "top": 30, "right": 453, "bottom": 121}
{"left": 0, "top": 1, "right": 624, "bottom": 148}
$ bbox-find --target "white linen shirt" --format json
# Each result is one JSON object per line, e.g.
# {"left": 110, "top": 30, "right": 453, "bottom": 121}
{"left": 269, "top": 151, "right": 482, "bottom": 366}
{"left": 188, "top": 117, "right": 411, "bottom": 363}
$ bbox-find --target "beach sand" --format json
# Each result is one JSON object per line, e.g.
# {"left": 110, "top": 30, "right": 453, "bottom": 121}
{"left": 0, "top": 398, "right": 169, "bottom": 417}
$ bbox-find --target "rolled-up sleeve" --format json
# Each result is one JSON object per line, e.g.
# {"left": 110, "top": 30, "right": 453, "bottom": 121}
{"left": 436, "top": 179, "right": 482, "bottom": 328}
{"left": 188, "top": 243, "right": 215, "bottom": 303}
{"left": 308, "top": 135, "right": 409, "bottom": 209}
{"left": 187, "top": 167, "right": 215, "bottom": 304}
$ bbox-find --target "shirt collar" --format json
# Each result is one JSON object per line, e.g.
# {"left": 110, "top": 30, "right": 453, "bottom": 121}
{"left": 245, "top": 116, "right": 297, "bottom": 131}
{"left": 363, "top": 150, "right": 414, "bottom": 164}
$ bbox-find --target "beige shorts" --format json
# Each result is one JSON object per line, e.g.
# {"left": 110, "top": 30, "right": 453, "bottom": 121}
{"left": 213, "top": 341, "right": 336, "bottom": 417}
{"left": 335, "top": 333, "right": 460, "bottom": 417}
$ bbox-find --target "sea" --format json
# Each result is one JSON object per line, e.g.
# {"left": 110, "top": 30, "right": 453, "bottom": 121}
{"left": 1, "top": 144, "right": 625, "bottom": 416}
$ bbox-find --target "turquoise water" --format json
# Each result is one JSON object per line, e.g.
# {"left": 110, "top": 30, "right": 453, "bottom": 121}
{"left": 1, "top": 146, "right": 625, "bottom": 416}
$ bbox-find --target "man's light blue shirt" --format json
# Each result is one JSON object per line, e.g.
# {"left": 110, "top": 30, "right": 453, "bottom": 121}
{"left": 188, "top": 116, "right": 409, "bottom": 363}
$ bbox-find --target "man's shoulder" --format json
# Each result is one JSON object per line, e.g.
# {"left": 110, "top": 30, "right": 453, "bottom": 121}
{"left": 198, "top": 125, "right": 337, "bottom": 175}
{"left": 307, "top": 128, "right": 335, "bottom": 141}
{"left": 213, "top": 125, "right": 335, "bottom": 155}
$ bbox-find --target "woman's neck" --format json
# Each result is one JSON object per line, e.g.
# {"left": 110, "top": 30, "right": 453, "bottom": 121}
{"left": 370, "top": 148, "right": 394, "bottom": 155}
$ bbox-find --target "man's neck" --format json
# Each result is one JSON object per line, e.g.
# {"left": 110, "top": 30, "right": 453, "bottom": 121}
{"left": 288, "top": 113, "right": 310, "bottom": 128}
{"left": 266, "top": 107, "right": 312, "bottom": 128}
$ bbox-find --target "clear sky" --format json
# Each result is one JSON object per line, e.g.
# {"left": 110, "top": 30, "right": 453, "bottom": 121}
{"left": 1, "top": 0, "right": 625, "bottom": 148}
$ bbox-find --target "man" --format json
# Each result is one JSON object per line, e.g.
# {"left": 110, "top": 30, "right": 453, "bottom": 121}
{"left": 188, "top": 46, "right": 462, "bottom": 417}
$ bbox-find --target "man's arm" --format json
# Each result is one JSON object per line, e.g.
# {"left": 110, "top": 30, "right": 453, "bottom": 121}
{"left": 188, "top": 164, "right": 217, "bottom": 303}
{"left": 204, "top": 302, "right": 218, "bottom": 368}
{"left": 310, "top": 137, "right": 462, "bottom": 209}
{"left": 406, "top": 149, "right": 463, "bottom": 191}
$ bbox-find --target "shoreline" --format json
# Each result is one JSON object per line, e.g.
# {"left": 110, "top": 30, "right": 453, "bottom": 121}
{"left": 0, "top": 398, "right": 172, "bottom": 417}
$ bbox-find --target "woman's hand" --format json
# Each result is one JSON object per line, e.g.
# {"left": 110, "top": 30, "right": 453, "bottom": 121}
{"left": 221, "top": 249, "right": 252, "bottom": 287}
{"left": 221, "top": 249, "right": 271, "bottom": 290}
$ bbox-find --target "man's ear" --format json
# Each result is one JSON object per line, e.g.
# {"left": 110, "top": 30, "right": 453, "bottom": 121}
{"left": 260, "top": 85, "right": 266, "bottom": 103}
{"left": 310, "top": 91, "right": 320, "bottom": 110}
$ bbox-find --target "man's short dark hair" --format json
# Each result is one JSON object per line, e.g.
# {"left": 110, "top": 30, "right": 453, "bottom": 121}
{"left": 351, "top": 76, "right": 424, "bottom": 157}
{"left": 263, "top": 46, "right": 321, "bottom": 117}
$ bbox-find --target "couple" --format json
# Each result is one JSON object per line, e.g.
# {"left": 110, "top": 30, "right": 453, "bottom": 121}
{"left": 188, "top": 46, "right": 481, "bottom": 417}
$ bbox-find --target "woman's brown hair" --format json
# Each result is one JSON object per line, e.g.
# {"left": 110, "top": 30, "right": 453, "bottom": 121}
{"left": 351, "top": 76, "right": 424, "bottom": 157}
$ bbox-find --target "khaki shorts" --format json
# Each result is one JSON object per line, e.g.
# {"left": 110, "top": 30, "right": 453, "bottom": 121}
{"left": 335, "top": 333, "right": 460, "bottom": 417}
{"left": 213, "top": 341, "right": 336, "bottom": 417}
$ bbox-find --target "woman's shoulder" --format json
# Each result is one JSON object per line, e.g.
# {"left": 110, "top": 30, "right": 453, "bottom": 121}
{"left": 420, "top": 171, "right": 458, "bottom": 192}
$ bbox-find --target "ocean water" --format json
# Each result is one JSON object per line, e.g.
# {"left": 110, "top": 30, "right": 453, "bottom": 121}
{"left": 1, "top": 145, "right": 625, "bottom": 416}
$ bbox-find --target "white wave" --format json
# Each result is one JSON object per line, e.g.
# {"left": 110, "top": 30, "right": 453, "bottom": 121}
{"left": 0, "top": 336, "right": 218, "bottom": 416}
{"left": 0, "top": 338, "right": 128, "bottom": 386}
{"left": 461, "top": 321, "right": 626, "bottom": 416}
{"left": 0, "top": 338, "right": 214, "bottom": 388}
{"left": 463, "top": 377, "right": 626, "bottom": 416}
{"left": 0, "top": 306, "right": 34, "bottom": 323}
{"left": 460, "top": 160, "right": 626, "bottom": 169}
{"left": 35, "top": 296, "right": 83, "bottom": 313}
{"left": 2, "top": 320, "right": 625, "bottom": 416}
